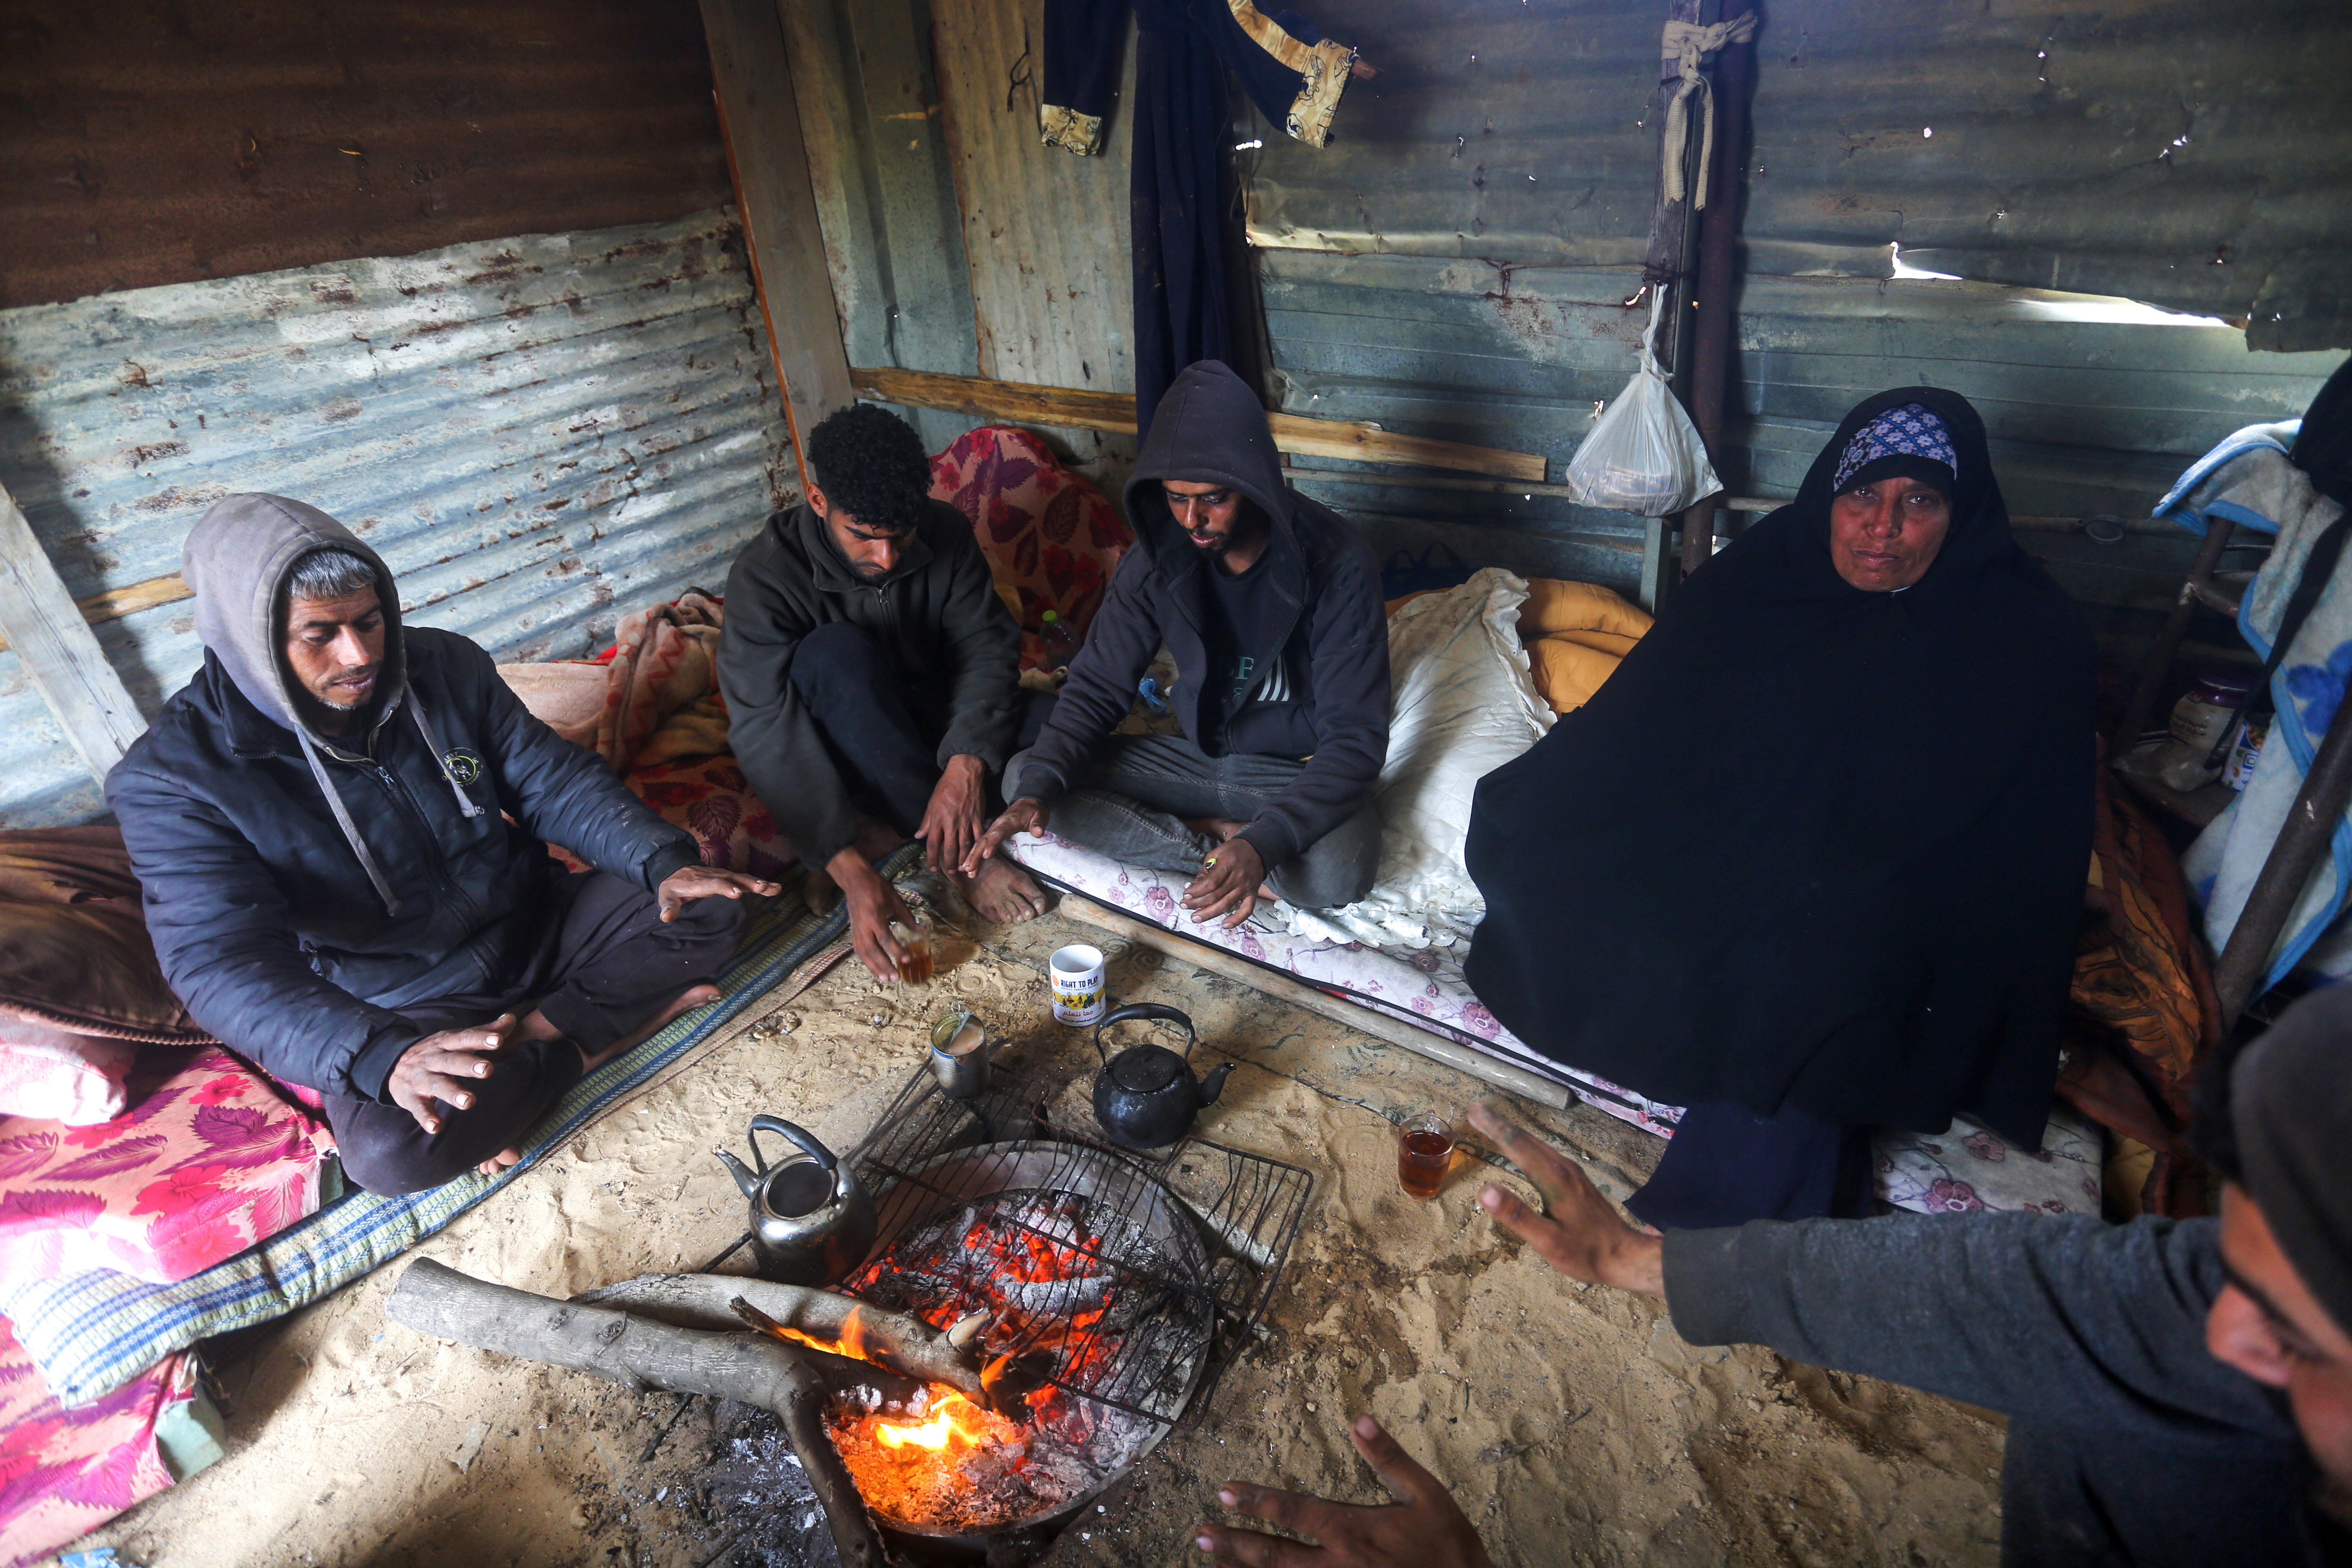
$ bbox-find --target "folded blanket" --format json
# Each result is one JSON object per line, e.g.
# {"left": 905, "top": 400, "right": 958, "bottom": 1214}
{"left": 1287, "top": 570, "right": 1553, "bottom": 953}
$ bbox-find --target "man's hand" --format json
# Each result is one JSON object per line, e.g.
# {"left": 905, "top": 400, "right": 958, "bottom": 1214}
{"left": 1197, "top": 1415, "right": 1492, "bottom": 1568}
{"left": 386, "top": 1013, "right": 519, "bottom": 1136}
{"left": 656, "top": 866, "right": 781, "bottom": 922}
{"left": 918, "top": 755, "right": 989, "bottom": 878}
{"left": 961, "top": 797, "right": 1051, "bottom": 877}
{"left": 829, "top": 846, "right": 915, "bottom": 983}
{"left": 1182, "top": 836, "right": 1265, "bottom": 929}
{"left": 1469, "top": 1102, "right": 1664, "bottom": 1296}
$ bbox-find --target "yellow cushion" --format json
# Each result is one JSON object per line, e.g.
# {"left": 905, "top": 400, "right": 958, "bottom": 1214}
{"left": 1519, "top": 577, "right": 1653, "bottom": 643}
{"left": 1526, "top": 636, "right": 1625, "bottom": 714}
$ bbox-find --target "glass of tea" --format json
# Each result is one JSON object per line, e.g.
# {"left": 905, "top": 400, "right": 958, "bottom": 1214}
{"left": 1396, "top": 1112, "right": 1456, "bottom": 1200}
{"left": 890, "top": 913, "right": 933, "bottom": 984}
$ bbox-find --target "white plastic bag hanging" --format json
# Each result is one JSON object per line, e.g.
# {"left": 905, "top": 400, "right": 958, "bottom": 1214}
{"left": 1564, "top": 291, "right": 1722, "bottom": 517}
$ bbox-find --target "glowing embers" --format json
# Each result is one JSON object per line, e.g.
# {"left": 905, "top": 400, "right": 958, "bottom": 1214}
{"left": 822, "top": 1185, "right": 1177, "bottom": 1533}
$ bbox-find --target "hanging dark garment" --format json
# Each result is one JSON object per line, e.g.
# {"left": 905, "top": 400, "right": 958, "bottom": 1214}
{"left": 1040, "top": 0, "right": 1356, "bottom": 433}
{"left": 1463, "top": 387, "right": 2097, "bottom": 1150}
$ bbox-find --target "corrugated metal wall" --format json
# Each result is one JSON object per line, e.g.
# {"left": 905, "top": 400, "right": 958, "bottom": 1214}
{"left": 1247, "top": 0, "right": 2352, "bottom": 349}
{"left": 1234, "top": 0, "right": 2350, "bottom": 625}
{"left": 0, "top": 209, "right": 790, "bottom": 828}
{"left": 0, "top": 0, "right": 732, "bottom": 310}
{"left": 785, "top": 0, "right": 1143, "bottom": 493}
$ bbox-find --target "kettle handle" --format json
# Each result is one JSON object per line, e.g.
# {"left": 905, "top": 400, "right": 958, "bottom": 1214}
{"left": 1093, "top": 1002, "right": 1197, "bottom": 1067}
{"left": 748, "top": 1114, "right": 837, "bottom": 1175}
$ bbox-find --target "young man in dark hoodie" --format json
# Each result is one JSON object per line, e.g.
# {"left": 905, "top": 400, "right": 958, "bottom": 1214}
{"left": 965, "top": 361, "right": 1390, "bottom": 925}
{"left": 1196, "top": 994, "right": 2352, "bottom": 1568}
{"left": 719, "top": 404, "right": 1045, "bottom": 982}
{"left": 107, "top": 495, "right": 775, "bottom": 1196}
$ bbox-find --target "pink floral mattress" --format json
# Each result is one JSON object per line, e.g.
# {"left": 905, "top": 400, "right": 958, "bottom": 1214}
{"left": 1008, "top": 834, "right": 2100, "bottom": 1218}
{"left": 0, "top": 1046, "right": 334, "bottom": 1287}
{"left": 0, "top": 1316, "right": 192, "bottom": 1568}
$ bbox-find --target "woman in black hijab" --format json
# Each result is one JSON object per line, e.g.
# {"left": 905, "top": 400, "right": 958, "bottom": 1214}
{"left": 1464, "top": 387, "right": 2096, "bottom": 1228}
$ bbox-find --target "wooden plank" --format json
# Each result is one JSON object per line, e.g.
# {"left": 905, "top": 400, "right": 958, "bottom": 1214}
{"left": 0, "top": 483, "right": 145, "bottom": 783}
{"left": 1059, "top": 896, "right": 1575, "bottom": 1111}
{"left": 850, "top": 366, "right": 1546, "bottom": 481}
{"left": 0, "top": 573, "right": 193, "bottom": 654}
{"left": 701, "top": 0, "right": 856, "bottom": 486}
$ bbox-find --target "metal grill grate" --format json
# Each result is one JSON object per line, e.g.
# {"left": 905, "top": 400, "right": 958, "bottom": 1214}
{"left": 837, "top": 1065, "right": 1312, "bottom": 1426}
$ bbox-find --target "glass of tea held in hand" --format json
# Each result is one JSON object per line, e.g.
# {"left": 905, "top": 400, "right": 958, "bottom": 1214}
{"left": 891, "top": 913, "right": 933, "bottom": 984}
{"left": 1396, "top": 1112, "right": 1456, "bottom": 1200}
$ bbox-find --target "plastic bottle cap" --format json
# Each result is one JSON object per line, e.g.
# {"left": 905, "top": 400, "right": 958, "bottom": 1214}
{"left": 1041, "top": 610, "right": 1059, "bottom": 624}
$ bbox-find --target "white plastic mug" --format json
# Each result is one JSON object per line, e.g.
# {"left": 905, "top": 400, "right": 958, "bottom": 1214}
{"left": 1048, "top": 943, "right": 1107, "bottom": 1026}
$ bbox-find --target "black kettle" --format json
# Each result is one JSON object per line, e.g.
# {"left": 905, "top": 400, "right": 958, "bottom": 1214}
{"left": 1090, "top": 1003, "right": 1234, "bottom": 1150}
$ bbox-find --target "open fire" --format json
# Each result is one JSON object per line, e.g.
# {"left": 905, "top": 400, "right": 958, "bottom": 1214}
{"left": 805, "top": 1185, "right": 1186, "bottom": 1535}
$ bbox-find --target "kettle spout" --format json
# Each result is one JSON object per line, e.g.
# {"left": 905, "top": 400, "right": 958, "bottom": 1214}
{"left": 713, "top": 1147, "right": 761, "bottom": 1199}
{"left": 1200, "top": 1062, "right": 1237, "bottom": 1106}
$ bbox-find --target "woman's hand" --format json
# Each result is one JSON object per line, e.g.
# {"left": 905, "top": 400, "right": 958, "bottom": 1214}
{"left": 1196, "top": 1416, "right": 1491, "bottom": 1568}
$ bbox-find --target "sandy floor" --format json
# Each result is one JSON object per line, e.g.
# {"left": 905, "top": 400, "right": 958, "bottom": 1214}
{"left": 57, "top": 898, "right": 2006, "bottom": 1568}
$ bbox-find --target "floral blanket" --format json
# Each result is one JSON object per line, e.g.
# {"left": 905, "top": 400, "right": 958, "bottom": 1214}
{"left": 929, "top": 425, "right": 1131, "bottom": 668}
{"left": 1009, "top": 833, "right": 2101, "bottom": 1216}
{"left": 0, "top": 1319, "right": 191, "bottom": 1568}
{"left": 0, "top": 1047, "right": 332, "bottom": 1287}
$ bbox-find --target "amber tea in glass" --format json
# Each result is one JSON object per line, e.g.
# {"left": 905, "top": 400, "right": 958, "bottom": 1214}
{"left": 1397, "top": 1112, "right": 1455, "bottom": 1200}
{"left": 891, "top": 915, "right": 934, "bottom": 984}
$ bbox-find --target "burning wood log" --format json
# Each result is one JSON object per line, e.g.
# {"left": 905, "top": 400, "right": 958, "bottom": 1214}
{"left": 384, "top": 1258, "right": 889, "bottom": 1568}
{"left": 576, "top": 1273, "right": 987, "bottom": 1403}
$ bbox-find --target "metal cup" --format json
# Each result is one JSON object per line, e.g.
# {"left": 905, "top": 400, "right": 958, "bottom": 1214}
{"left": 927, "top": 1010, "right": 992, "bottom": 1100}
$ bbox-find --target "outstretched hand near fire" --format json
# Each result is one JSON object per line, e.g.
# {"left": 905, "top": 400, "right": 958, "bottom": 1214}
{"left": 1195, "top": 1415, "right": 1492, "bottom": 1568}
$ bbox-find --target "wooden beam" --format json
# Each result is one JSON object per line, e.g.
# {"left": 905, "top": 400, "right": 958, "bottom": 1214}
{"left": 1059, "top": 896, "right": 1575, "bottom": 1111}
{"left": 851, "top": 366, "right": 1547, "bottom": 482}
{"left": 701, "top": 0, "right": 856, "bottom": 489}
{"left": 0, "top": 482, "right": 146, "bottom": 783}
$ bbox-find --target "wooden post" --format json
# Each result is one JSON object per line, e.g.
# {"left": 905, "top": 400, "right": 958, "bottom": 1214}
{"left": 700, "top": 0, "right": 857, "bottom": 489}
{"left": 0, "top": 482, "right": 144, "bottom": 785}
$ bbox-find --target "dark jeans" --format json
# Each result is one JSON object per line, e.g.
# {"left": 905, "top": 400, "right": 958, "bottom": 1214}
{"left": 1625, "top": 1100, "right": 1875, "bottom": 1230}
{"left": 791, "top": 620, "right": 946, "bottom": 837}
{"left": 792, "top": 620, "right": 1054, "bottom": 837}
{"left": 325, "top": 869, "right": 744, "bottom": 1195}
{"left": 1008, "top": 733, "right": 1380, "bottom": 910}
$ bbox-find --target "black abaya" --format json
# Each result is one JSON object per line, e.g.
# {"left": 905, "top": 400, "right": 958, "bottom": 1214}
{"left": 1464, "top": 387, "right": 2096, "bottom": 1152}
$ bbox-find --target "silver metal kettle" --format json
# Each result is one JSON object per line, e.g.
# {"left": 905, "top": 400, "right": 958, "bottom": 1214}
{"left": 712, "top": 1115, "right": 878, "bottom": 1286}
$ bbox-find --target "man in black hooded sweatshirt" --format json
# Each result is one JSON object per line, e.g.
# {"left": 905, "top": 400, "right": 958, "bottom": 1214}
{"left": 107, "top": 494, "right": 775, "bottom": 1196}
{"left": 966, "top": 361, "right": 1389, "bottom": 924}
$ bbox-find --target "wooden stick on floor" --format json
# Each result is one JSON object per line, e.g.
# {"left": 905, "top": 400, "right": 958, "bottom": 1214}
{"left": 386, "top": 1258, "right": 888, "bottom": 1568}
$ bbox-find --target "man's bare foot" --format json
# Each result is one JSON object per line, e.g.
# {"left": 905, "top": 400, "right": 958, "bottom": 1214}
{"left": 956, "top": 855, "right": 1047, "bottom": 924}
{"left": 476, "top": 1146, "right": 523, "bottom": 1178}
{"left": 577, "top": 983, "right": 722, "bottom": 1074}
{"left": 802, "top": 860, "right": 840, "bottom": 916}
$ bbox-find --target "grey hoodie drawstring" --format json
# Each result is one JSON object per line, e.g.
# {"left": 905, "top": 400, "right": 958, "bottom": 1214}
{"left": 294, "top": 730, "right": 404, "bottom": 917}
{"left": 408, "top": 695, "right": 486, "bottom": 820}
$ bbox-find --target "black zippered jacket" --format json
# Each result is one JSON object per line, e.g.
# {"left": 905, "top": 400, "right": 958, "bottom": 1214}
{"left": 1013, "top": 361, "right": 1390, "bottom": 869}
{"left": 107, "top": 495, "right": 700, "bottom": 1103}
{"left": 717, "top": 498, "right": 1022, "bottom": 868}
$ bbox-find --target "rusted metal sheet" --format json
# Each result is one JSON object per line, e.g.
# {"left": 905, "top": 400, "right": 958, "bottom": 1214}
{"left": 1243, "top": 0, "right": 2352, "bottom": 349}
{"left": 0, "top": 0, "right": 733, "bottom": 312}
{"left": 0, "top": 209, "right": 790, "bottom": 827}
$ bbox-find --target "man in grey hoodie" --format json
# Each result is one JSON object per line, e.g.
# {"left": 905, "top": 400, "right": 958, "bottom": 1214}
{"left": 107, "top": 495, "right": 775, "bottom": 1195}
{"left": 1195, "top": 992, "right": 2352, "bottom": 1568}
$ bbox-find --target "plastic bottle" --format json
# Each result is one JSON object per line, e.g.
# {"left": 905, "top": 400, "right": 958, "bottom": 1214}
{"left": 1038, "top": 609, "right": 1080, "bottom": 671}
